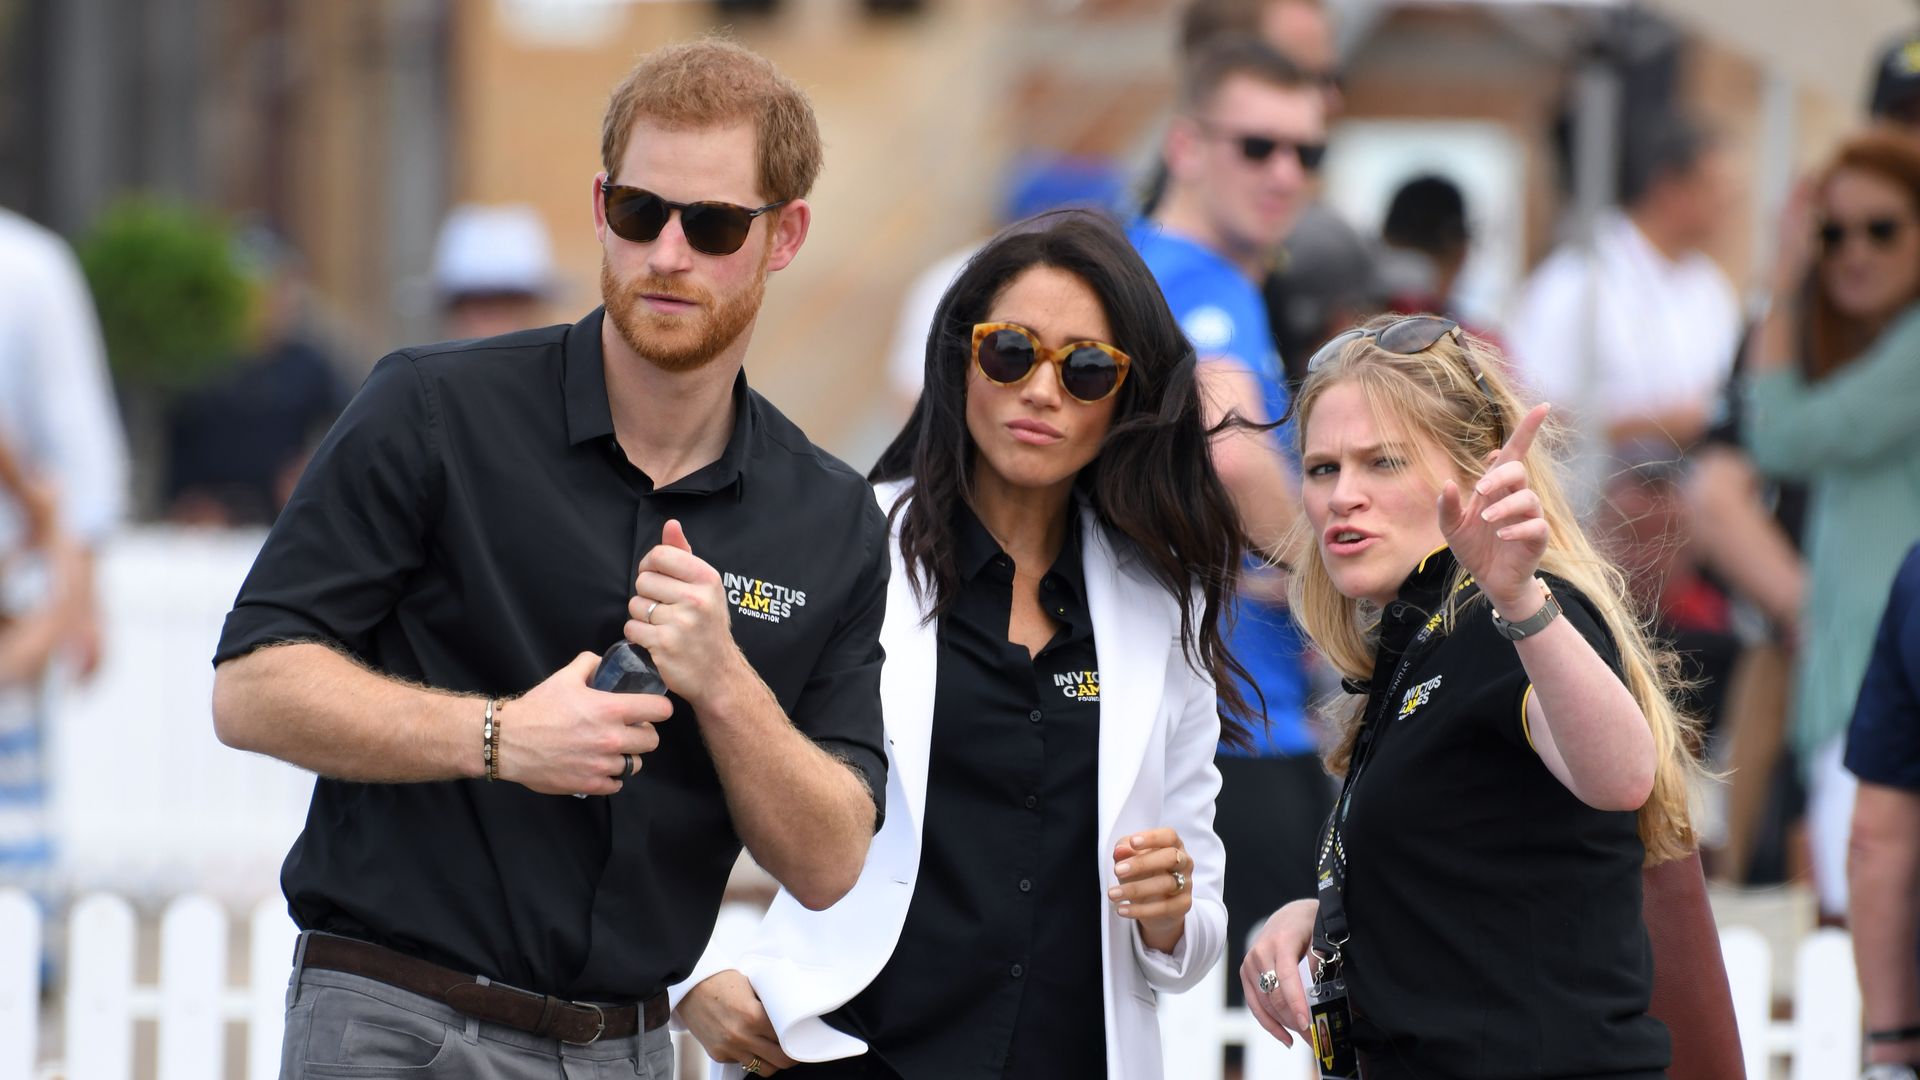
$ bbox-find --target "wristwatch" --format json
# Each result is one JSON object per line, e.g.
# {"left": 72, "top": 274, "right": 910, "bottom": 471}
{"left": 1490, "top": 577, "right": 1561, "bottom": 641}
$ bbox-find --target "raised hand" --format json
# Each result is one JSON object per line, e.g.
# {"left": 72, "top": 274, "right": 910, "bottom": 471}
{"left": 624, "top": 519, "right": 749, "bottom": 711}
{"left": 1437, "top": 402, "right": 1554, "bottom": 617}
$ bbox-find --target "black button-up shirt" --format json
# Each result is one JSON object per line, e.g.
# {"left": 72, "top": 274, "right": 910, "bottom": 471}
{"left": 810, "top": 507, "right": 1105, "bottom": 1080}
{"left": 1338, "top": 548, "right": 1668, "bottom": 1078}
{"left": 213, "top": 309, "right": 888, "bottom": 1002}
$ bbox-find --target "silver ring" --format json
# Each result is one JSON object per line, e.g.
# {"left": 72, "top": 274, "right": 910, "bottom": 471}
{"left": 1258, "top": 968, "right": 1280, "bottom": 994}
{"left": 644, "top": 601, "right": 659, "bottom": 624}
{"left": 1171, "top": 869, "right": 1187, "bottom": 893}
{"left": 621, "top": 753, "right": 636, "bottom": 778}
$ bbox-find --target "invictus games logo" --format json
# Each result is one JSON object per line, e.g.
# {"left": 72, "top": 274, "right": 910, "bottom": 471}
{"left": 1054, "top": 670, "right": 1100, "bottom": 702}
{"left": 722, "top": 571, "right": 807, "bottom": 625}
{"left": 1399, "top": 675, "right": 1442, "bottom": 718}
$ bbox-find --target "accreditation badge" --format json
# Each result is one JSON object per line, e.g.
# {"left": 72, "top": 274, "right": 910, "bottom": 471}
{"left": 1307, "top": 968, "right": 1360, "bottom": 1079}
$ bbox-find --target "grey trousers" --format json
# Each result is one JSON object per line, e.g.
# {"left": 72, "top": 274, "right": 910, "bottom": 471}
{"left": 279, "top": 950, "right": 673, "bottom": 1079}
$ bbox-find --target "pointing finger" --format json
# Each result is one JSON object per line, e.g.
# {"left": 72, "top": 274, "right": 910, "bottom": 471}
{"left": 1492, "top": 402, "right": 1551, "bottom": 468}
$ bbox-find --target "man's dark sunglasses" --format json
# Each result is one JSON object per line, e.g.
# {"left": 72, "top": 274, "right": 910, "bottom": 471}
{"left": 1199, "top": 123, "right": 1326, "bottom": 172}
{"left": 600, "top": 182, "right": 788, "bottom": 256}
{"left": 1818, "top": 216, "right": 1908, "bottom": 255}
{"left": 1307, "top": 315, "right": 1503, "bottom": 440}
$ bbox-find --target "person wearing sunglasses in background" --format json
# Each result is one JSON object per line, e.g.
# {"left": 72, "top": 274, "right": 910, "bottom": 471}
{"left": 211, "top": 40, "right": 887, "bottom": 1078}
{"left": 1241, "top": 314, "right": 1703, "bottom": 1079}
{"left": 1128, "top": 32, "right": 1332, "bottom": 1016}
{"left": 671, "top": 211, "right": 1251, "bottom": 1079}
{"left": 1741, "top": 129, "right": 1920, "bottom": 965}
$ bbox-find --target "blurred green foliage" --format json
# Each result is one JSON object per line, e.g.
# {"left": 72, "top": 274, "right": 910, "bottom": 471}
{"left": 76, "top": 199, "right": 250, "bottom": 390}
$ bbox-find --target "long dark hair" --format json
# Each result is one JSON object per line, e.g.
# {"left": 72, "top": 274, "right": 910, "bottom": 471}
{"left": 870, "top": 210, "right": 1260, "bottom": 745}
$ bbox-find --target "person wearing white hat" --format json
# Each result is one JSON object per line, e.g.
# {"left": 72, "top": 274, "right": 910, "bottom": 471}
{"left": 433, "top": 202, "right": 557, "bottom": 340}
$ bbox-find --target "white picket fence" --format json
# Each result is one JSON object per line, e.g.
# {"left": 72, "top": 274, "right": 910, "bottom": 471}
{"left": 0, "top": 891, "right": 1863, "bottom": 1079}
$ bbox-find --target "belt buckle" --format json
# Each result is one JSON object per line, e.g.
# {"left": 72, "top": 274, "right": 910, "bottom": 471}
{"left": 559, "top": 1000, "right": 605, "bottom": 1045}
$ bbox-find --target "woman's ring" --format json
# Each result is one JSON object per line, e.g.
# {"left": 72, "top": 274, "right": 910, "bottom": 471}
{"left": 1258, "top": 969, "right": 1280, "bottom": 994}
{"left": 743, "top": 1059, "right": 765, "bottom": 1076}
{"left": 1171, "top": 869, "right": 1187, "bottom": 893}
{"left": 645, "top": 601, "right": 659, "bottom": 623}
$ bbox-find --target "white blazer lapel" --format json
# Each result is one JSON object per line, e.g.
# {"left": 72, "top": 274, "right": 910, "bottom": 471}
{"left": 1083, "top": 510, "right": 1173, "bottom": 848}
{"left": 875, "top": 480, "right": 937, "bottom": 854}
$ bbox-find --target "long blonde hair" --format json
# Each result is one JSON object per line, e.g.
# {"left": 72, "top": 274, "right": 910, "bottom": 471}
{"left": 1284, "top": 316, "right": 1702, "bottom": 865}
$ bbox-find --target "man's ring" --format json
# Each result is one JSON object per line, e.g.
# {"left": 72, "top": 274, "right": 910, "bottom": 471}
{"left": 1259, "top": 969, "right": 1280, "bottom": 994}
{"left": 1171, "top": 869, "right": 1187, "bottom": 892}
{"left": 743, "top": 1059, "right": 765, "bottom": 1076}
{"left": 621, "top": 753, "right": 636, "bottom": 778}
{"left": 645, "top": 601, "right": 659, "bottom": 623}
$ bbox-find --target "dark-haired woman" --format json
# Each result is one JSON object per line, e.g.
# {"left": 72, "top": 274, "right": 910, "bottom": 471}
{"left": 669, "top": 210, "right": 1257, "bottom": 1080}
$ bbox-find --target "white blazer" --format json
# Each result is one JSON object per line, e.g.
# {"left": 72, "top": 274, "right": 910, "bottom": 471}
{"left": 671, "top": 480, "right": 1227, "bottom": 1080}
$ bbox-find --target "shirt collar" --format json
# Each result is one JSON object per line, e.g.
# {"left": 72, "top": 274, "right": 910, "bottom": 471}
{"left": 562, "top": 306, "right": 756, "bottom": 499}
{"left": 954, "top": 500, "right": 1089, "bottom": 597}
{"left": 1389, "top": 544, "right": 1459, "bottom": 620}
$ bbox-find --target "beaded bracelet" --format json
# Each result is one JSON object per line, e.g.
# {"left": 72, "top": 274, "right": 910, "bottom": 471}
{"left": 483, "top": 698, "right": 500, "bottom": 782}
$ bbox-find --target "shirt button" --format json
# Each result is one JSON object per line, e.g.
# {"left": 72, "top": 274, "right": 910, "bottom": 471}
{"left": 1043, "top": 579, "right": 1056, "bottom": 591}
{"left": 1029, "top": 709, "right": 1043, "bottom": 723}
{"left": 1019, "top": 878, "right": 1033, "bottom": 892}
{"left": 1010, "top": 964, "right": 1024, "bottom": 978}
{"left": 1024, "top": 795, "right": 1038, "bottom": 809}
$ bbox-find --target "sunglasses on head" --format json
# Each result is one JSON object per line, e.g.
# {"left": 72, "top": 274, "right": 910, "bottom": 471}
{"left": 600, "top": 182, "right": 788, "bottom": 256}
{"left": 1818, "top": 216, "right": 1908, "bottom": 255}
{"left": 971, "top": 323, "right": 1132, "bottom": 404}
{"left": 1197, "top": 123, "right": 1326, "bottom": 172}
{"left": 1307, "top": 315, "right": 1503, "bottom": 441}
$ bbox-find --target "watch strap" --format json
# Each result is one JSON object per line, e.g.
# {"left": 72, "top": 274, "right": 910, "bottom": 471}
{"left": 1491, "top": 578, "right": 1560, "bottom": 641}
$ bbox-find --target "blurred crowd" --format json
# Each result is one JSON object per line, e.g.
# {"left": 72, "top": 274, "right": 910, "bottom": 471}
{"left": 6, "top": 0, "right": 1920, "bottom": 1064}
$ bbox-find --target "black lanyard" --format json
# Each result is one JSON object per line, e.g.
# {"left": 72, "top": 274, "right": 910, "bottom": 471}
{"left": 1312, "top": 576, "right": 1473, "bottom": 970}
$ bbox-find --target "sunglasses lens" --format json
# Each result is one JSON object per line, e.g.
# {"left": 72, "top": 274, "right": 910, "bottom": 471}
{"left": 1868, "top": 218, "right": 1902, "bottom": 246}
{"left": 978, "top": 329, "right": 1037, "bottom": 384}
{"left": 1061, "top": 346, "right": 1122, "bottom": 402}
{"left": 1819, "top": 223, "right": 1846, "bottom": 253}
{"left": 1376, "top": 318, "right": 1454, "bottom": 355}
{"left": 1307, "top": 329, "right": 1363, "bottom": 372}
{"left": 681, "top": 203, "right": 753, "bottom": 256}
{"left": 1239, "top": 136, "right": 1278, "bottom": 163}
{"left": 1297, "top": 142, "right": 1328, "bottom": 172}
{"left": 605, "top": 187, "right": 669, "bottom": 244}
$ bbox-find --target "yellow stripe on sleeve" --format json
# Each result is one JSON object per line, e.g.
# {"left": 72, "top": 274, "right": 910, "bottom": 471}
{"left": 1520, "top": 683, "right": 1537, "bottom": 751}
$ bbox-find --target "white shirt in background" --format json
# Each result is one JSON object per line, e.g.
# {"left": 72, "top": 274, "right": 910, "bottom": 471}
{"left": 0, "top": 209, "right": 129, "bottom": 551}
{"left": 1507, "top": 211, "right": 1739, "bottom": 434}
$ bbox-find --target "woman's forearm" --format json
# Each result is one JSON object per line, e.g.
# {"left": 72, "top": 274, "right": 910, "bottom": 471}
{"left": 1500, "top": 599, "right": 1656, "bottom": 811}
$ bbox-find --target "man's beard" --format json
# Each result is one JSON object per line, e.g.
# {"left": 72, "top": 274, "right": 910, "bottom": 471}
{"left": 601, "top": 245, "right": 769, "bottom": 374}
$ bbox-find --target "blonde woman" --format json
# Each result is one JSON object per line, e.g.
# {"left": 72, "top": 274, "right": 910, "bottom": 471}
{"left": 1240, "top": 315, "right": 1700, "bottom": 1079}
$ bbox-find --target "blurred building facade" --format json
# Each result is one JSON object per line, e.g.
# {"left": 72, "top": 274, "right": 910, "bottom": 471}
{"left": 0, "top": 0, "right": 1904, "bottom": 463}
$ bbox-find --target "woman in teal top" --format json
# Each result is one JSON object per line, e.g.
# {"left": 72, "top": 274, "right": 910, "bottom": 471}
{"left": 1745, "top": 128, "right": 1920, "bottom": 916}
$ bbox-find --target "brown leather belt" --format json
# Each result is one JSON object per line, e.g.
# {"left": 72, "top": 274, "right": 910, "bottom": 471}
{"left": 298, "top": 933, "right": 667, "bottom": 1044}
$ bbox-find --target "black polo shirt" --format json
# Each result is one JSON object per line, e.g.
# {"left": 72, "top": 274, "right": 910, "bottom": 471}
{"left": 804, "top": 506, "right": 1106, "bottom": 1080}
{"left": 213, "top": 308, "right": 888, "bottom": 1002}
{"left": 1337, "top": 549, "right": 1669, "bottom": 1079}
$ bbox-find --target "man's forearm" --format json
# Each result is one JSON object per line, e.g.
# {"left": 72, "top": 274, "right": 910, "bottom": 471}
{"left": 695, "top": 662, "right": 874, "bottom": 910}
{"left": 212, "top": 642, "right": 482, "bottom": 782}
{"left": 1851, "top": 784, "right": 1920, "bottom": 1063}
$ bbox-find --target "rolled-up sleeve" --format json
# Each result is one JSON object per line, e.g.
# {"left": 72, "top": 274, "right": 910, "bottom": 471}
{"left": 788, "top": 493, "right": 891, "bottom": 827}
{"left": 213, "top": 352, "right": 442, "bottom": 667}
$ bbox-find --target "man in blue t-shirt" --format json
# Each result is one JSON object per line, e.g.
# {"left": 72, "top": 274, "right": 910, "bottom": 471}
{"left": 1128, "top": 32, "right": 1326, "bottom": 1004}
{"left": 1846, "top": 541, "right": 1920, "bottom": 1079}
